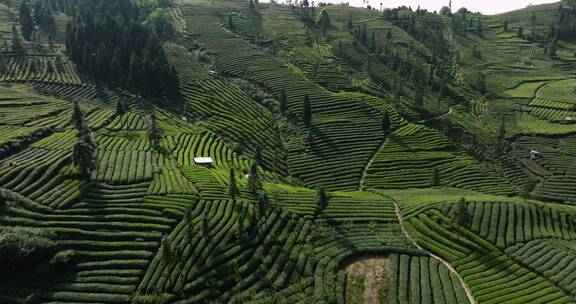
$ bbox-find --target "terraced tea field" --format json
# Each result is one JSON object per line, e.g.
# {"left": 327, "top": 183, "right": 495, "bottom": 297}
{"left": 3, "top": 0, "right": 576, "bottom": 303}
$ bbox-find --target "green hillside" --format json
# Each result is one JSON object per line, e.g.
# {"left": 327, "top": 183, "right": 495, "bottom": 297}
{"left": 2, "top": 0, "right": 576, "bottom": 303}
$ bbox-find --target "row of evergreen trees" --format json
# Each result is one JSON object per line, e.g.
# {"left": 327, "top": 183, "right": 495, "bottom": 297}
{"left": 65, "top": 0, "right": 178, "bottom": 97}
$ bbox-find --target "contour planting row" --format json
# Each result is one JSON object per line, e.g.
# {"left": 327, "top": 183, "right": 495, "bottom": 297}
{"left": 0, "top": 184, "right": 192, "bottom": 303}
{"left": 512, "top": 136, "right": 576, "bottom": 203}
{"left": 405, "top": 209, "right": 574, "bottom": 304}
{"left": 364, "top": 124, "right": 515, "bottom": 195}
{"left": 183, "top": 13, "right": 392, "bottom": 190}
{"left": 168, "top": 131, "right": 252, "bottom": 171}
{"left": 137, "top": 199, "right": 316, "bottom": 303}
{"left": 506, "top": 238, "right": 576, "bottom": 297}
{"left": 0, "top": 55, "right": 84, "bottom": 84}
{"left": 444, "top": 201, "right": 576, "bottom": 249}
{"left": 387, "top": 253, "right": 470, "bottom": 304}
{"left": 179, "top": 78, "right": 286, "bottom": 175}
{"left": 265, "top": 185, "right": 397, "bottom": 223}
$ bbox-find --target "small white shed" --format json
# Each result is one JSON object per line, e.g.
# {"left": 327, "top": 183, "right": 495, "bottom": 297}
{"left": 194, "top": 157, "right": 214, "bottom": 167}
{"left": 530, "top": 150, "right": 542, "bottom": 159}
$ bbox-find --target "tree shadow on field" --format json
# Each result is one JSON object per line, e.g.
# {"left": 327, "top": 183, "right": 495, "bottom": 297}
{"left": 307, "top": 125, "right": 342, "bottom": 158}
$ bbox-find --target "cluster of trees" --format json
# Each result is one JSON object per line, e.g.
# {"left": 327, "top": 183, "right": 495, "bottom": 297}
{"left": 12, "top": 0, "right": 59, "bottom": 49}
{"left": 71, "top": 100, "right": 96, "bottom": 178}
{"left": 556, "top": 2, "right": 576, "bottom": 39}
{"left": 383, "top": 7, "right": 449, "bottom": 58}
{"left": 65, "top": 0, "right": 178, "bottom": 96}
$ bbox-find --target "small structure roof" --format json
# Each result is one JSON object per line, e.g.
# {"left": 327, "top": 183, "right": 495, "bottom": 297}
{"left": 194, "top": 157, "right": 213, "bottom": 164}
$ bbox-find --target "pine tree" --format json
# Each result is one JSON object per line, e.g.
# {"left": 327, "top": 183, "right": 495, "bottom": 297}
{"left": 303, "top": 94, "right": 312, "bottom": 125}
{"left": 279, "top": 90, "right": 287, "bottom": 114}
{"left": 257, "top": 193, "right": 268, "bottom": 218}
{"left": 73, "top": 139, "right": 96, "bottom": 178}
{"left": 148, "top": 114, "right": 164, "bottom": 147}
{"left": 228, "top": 164, "right": 239, "bottom": 199}
{"left": 115, "top": 100, "right": 126, "bottom": 116}
{"left": 316, "top": 9, "right": 331, "bottom": 34}
{"left": 160, "top": 236, "right": 175, "bottom": 265}
{"left": 247, "top": 159, "right": 261, "bottom": 195}
{"left": 494, "top": 119, "right": 507, "bottom": 157}
{"left": 347, "top": 13, "right": 353, "bottom": 31}
{"left": 11, "top": 25, "right": 22, "bottom": 51}
{"left": 19, "top": 2, "right": 34, "bottom": 41}
{"left": 477, "top": 74, "right": 487, "bottom": 94}
{"left": 452, "top": 197, "right": 472, "bottom": 240}
{"left": 430, "top": 168, "right": 440, "bottom": 187}
{"left": 503, "top": 20, "right": 508, "bottom": 31}
{"left": 72, "top": 100, "right": 85, "bottom": 130}
{"left": 127, "top": 52, "right": 141, "bottom": 91}
{"left": 236, "top": 205, "right": 245, "bottom": 240}
{"left": 228, "top": 15, "right": 234, "bottom": 28}
{"left": 415, "top": 87, "right": 424, "bottom": 109}
{"left": 202, "top": 212, "right": 210, "bottom": 239}
{"left": 314, "top": 186, "right": 328, "bottom": 217}
{"left": 72, "top": 101, "right": 96, "bottom": 179}
{"left": 381, "top": 111, "right": 390, "bottom": 134}
{"left": 249, "top": 0, "right": 255, "bottom": 9}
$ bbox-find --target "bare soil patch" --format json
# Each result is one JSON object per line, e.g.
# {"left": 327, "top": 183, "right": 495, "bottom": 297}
{"left": 345, "top": 256, "right": 389, "bottom": 304}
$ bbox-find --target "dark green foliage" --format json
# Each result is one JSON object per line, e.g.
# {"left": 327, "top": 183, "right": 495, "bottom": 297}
{"left": 476, "top": 74, "right": 486, "bottom": 94}
{"left": 49, "top": 250, "right": 76, "bottom": 271}
{"left": 503, "top": 20, "right": 508, "bottom": 31}
{"left": 202, "top": 211, "right": 210, "bottom": 239}
{"left": 278, "top": 90, "right": 287, "bottom": 114}
{"left": 517, "top": 27, "right": 524, "bottom": 37}
{"left": 11, "top": 25, "right": 23, "bottom": 50}
{"left": 451, "top": 198, "right": 472, "bottom": 240}
{"left": 257, "top": 193, "right": 268, "bottom": 218}
{"left": 382, "top": 111, "right": 390, "bottom": 134}
{"left": 347, "top": 12, "right": 353, "bottom": 31}
{"left": 71, "top": 100, "right": 84, "bottom": 130}
{"left": 247, "top": 160, "right": 261, "bottom": 195}
{"left": 303, "top": 94, "right": 311, "bottom": 125}
{"left": 160, "top": 236, "right": 175, "bottom": 265}
{"left": 148, "top": 114, "right": 164, "bottom": 146}
{"left": 228, "top": 164, "right": 238, "bottom": 199}
{"left": 430, "top": 168, "right": 440, "bottom": 187}
{"left": 19, "top": 2, "right": 34, "bottom": 41}
{"left": 0, "top": 227, "right": 57, "bottom": 269}
{"left": 33, "top": 0, "right": 55, "bottom": 30}
{"left": 415, "top": 87, "right": 424, "bottom": 109}
{"left": 228, "top": 15, "right": 234, "bottom": 28}
{"left": 494, "top": 120, "right": 507, "bottom": 157}
{"left": 73, "top": 140, "right": 95, "bottom": 178}
{"left": 71, "top": 101, "right": 96, "bottom": 178}
{"left": 316, "top": 9, "right": 330, "bottom": 33}
{"left": 65, "top": 0, "right": 178, "bottom": 97}
{"left": 314, "top": 185, "right": 329, "bottom": 217}
{"left": 115, "top": 100, "right": 126, "bottom": 116}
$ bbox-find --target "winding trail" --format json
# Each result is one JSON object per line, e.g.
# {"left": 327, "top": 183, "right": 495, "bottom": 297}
{"left": 359, "top": 135, "right": 389, "bottom": 189}
{"left": 416, "top": 107, "right": 453, "bottom": 124}
{"left": 392, "top": 201, "right": 477, "bottom": 304}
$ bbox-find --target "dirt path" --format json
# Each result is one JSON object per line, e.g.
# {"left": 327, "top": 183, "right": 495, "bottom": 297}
{"left": 345, "top": 256, "right": 389, "bottom": 304}
{"left": 416, "top": 107, "right": 453, "bottom": 124}
{"left": 393, "top": 202, "right": 477, "bottom": 304}
{"left": 359, "top": 136, "right": 388, "bottom": 189}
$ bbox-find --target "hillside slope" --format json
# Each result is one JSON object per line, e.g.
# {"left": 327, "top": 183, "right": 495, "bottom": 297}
{"left": 2, "top": 0, "right": 576, "bottom": 303}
